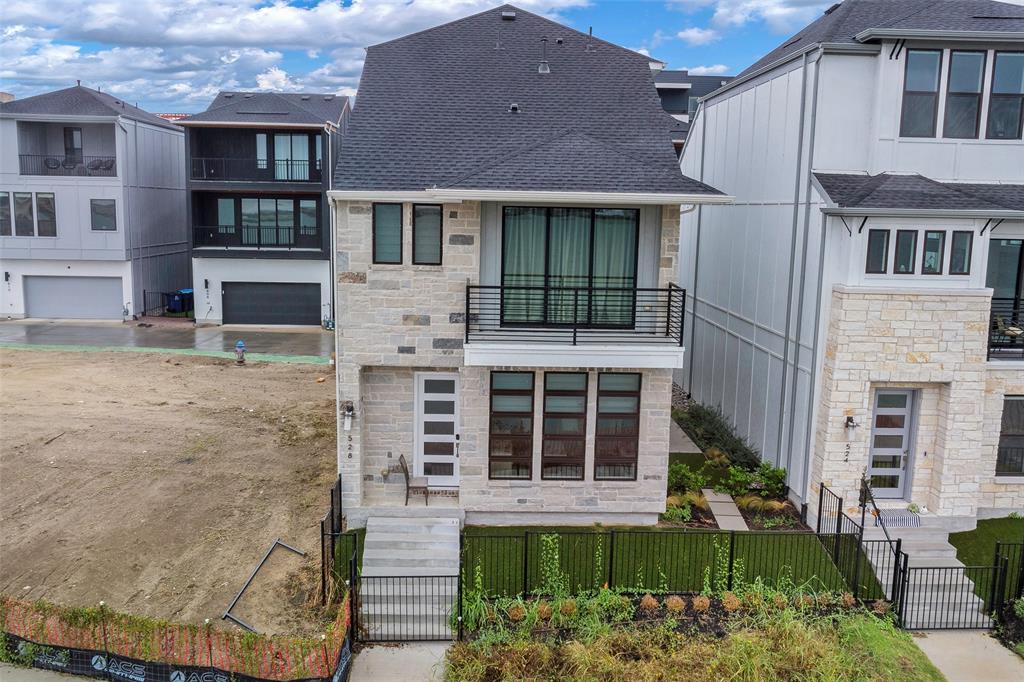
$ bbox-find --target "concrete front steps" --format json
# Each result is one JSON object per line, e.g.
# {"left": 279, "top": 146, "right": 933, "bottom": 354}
{"left": 359, "top": 516, "right": 460, "bottom": 640}
{"left": 862, "top": 523, "right": 992, "bottom": 630}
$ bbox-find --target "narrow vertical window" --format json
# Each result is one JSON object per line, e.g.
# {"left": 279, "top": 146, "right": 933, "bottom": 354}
{"left": 14, "top": 192, "right": 34, "bottom": 236}
{"left": 997, "top": 396, "right": 1024, "bottom": 475}
{"left": 944, "top": 51, "right": 985, "bottom": 138}
{"left": 0, "top": 192, "right": 12, "bottom": 236}
{"left": 63, "top": 127, "right": 83, "bottom": 162}
{"left": 217, "top": 197, "right": 235, "bottom": 234}
{"left": 542, "top": 372, "right": 587, "bottom": 480}
{"left": 314, "top": 134, "right": 322, "bottom": 171}
{"left": 372, "top": 203, "right": 402, "bottom": 264}
{"left": 865, "top": 229, "right": 889, "bottom": 274}
{"left": 894, "top": 230, "right": 917, "bottom": 274}
{"left": 987, "top": 52, "right": 1024, "bottom": 140}
{"left": 90, "top": 199, "right": 116, "bottom": 232}
{"left": 900, "top": 50, "right": 941, "bottom": 137}
{"left": 922, "top": 230, "right": 946, "bottom": 274}
{"left": 299, "top": 199, "right": 318, "bottom": 236}
{"left": 255, "top": 133, "right": 268, "bottom": 170}
{"left": 412, "top": 204, "right": 443, "bottom": 265}
{"left": 688, "top": 96, "right": 699, "bottom": 113}
{"left": 595, "top": 373, "right": 641, "bottom": 481}
{"left": 276, "top": 198, "right": 294, "bottom": 245}
{"left": 489, "top": 372, "right": 535, "bottom": 480}
{"left": 259, "top": 198, "right": 276, "bottom": 245}
{"left": 241, "top": 198, "right": 259, "bottom": 245}
{"left": 36, "top": 193, "right": 56, "bottom": 237}
{"left": 949, "top": 231, "right": 973, "bottom": 275}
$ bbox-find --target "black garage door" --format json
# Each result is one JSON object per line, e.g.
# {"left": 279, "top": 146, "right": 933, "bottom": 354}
{"left": 222, "top": 282, "right": 321, "bottom": 325}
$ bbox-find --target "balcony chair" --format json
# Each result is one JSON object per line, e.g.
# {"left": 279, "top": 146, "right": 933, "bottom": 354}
{"left": 398, "top": 454, "right": 430, "bottom": 506}
{"left": 61, "top": 157, "right": 78, "bottom": 170}
{"left": 86, "top": 159, "right": 105, "bottom": 173}
{"left": 100, "top": 158, "right": 115, "bottom": 171}
{"left": 996, "top": 315, "right": 1024, "bottom": 341}
{"left": 43, "top": 157, "right": 61, "bottom": 170}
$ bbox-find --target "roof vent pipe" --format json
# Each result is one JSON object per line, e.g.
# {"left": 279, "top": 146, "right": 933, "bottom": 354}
{"left": 585, "top": 26, "right": 594, "bottom": 52}
{"left": 538, "top": 37, "right": 550, "bottom": 74}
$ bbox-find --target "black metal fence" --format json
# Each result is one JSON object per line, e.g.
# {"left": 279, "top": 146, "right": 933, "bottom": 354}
{"left": 353, "top": 574, "right": 460, "bottom": 642}
{"left": 989, "top": 297, "right": 1024, "bottom": 360}
{"left": 465, "top": 283, "right": 685, "bottom": 346}
{"left": 319, "top": 475, "right": 343, "bottom": 605}
{"left": 189, "top": 157, "right": 322, "bottom": 182}
{"left": 996, "top": 541, "right": 1024, "bottom": 601}
{"left": 899, "top": 561, "right": 1008, "bottom": 630}
{"left": 193, "top": 224, "right": 322, "bottom": 250}
{"left": 18, "top": 154, "right": 117, "bottom": 177}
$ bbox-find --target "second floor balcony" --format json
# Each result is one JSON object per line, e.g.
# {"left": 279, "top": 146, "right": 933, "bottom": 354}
{"left": 190, "top": 157, "right": 322, "bottom": 183}
{"left": 19, "top": 154, "right": 117, "bottom": 177}
{"left": 193, "top": 223, "right": 323, "bottom": 251}
{"left": 989, "top": 298, "right": 1024, "bottom": 361}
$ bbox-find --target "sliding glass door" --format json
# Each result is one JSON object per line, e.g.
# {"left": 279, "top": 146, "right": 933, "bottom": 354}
{"left": 501, "top": 206, "right": 638, "bottom": 326}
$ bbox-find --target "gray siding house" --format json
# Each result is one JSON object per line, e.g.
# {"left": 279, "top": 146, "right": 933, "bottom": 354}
{"left": 0, "top": 85, "right": 187, "bottom": 319}
{"left": 330, "top": 5, "right": 730, "bottom": 527}
{"left": 654, "top": 69, "right": 734, "bottom": 149}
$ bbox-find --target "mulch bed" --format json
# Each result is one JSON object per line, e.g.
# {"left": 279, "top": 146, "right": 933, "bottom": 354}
{"left": 739, "top": 500, "right": 811, "bottom": 532}
{"left": 996, "top": 601, "right": 1024, "bottom": 652}
{"left": 658, "top": 505, "right": 719, "bottom": 530}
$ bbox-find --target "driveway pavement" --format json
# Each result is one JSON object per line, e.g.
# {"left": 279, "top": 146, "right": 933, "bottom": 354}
{"left": 0, "top": 319, "right": 333, "bottom": 361}
{"left": 913, "top": 630, "right": 1024, "bottom": 681}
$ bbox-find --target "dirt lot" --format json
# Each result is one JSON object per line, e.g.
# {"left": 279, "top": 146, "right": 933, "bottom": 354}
{"left": 0, "top": 349, "right": 337, "bottom": 635}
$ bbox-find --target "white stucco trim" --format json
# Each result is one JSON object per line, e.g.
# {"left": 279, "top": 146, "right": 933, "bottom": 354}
{"left": 832, "top": 284, "right": 994, "bottom": 297}
{"left": 329, "top": 189, "right": 733, "bottom": 205}
{"left": 463, "top": 342, "right": 686, "bottom": 369}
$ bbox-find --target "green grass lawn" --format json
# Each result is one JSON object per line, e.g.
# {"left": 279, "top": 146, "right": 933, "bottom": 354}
{"left": 463, "top": 526, "right": 866, "bottom": 597}
{"left": 948, "top": 516, "right": 1024, "bottom": 602}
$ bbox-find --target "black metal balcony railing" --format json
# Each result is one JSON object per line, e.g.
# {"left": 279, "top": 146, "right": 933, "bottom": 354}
{"left": 465, "top": 284, "right": 686, "bottom": 346}
{"left": 193, "top": 224, "right": 322, "bottom": 250}
{"left": 19, "top": 154, "right": 117, "bottom": 177}
{"left": 989, "top": 298, "right": 1024, "bottom": 360}
{"left": 190, "top": 157, "right": 321, "bottom": 182}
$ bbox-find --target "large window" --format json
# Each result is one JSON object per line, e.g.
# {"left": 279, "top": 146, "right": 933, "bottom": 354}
{"left": 922, "top": 230, "right": 945, "bottom": 274}
{"left": 894, "top": 230, "right": 917, "bottom": 274}
{"left": 63, "top": 127, "right": 82, "bottom": 162}
{"left": 489, "top": 372, "right": 535, "bottom": 480}
{"left": 594, "top": 373, "right": 641, "bottom": 481}
{"left": 900, "top": 50, "right": 941, "bottom": 137}
{"left": 866, "top": 229, "right": 889, "bottom": 274}
{"left": 502, "top": 206, "right": 639, "bottom": 326}
{"left": 372, "top": 203, "right": 402, "bottom": 264}
{"left": 14, "top": 193, "right": 34, "bottom": 236}
{"left": 949, "top": 231, "right": 973, "bottom": 275}
{"left": 35, "top": 193, "right": 56, "bottom": 237}
{"left": 988, "top": 52, "right": 1024, "bottom": 140}
{"left": 997, "top": 396, "right": 1024, "bottom": 476}
{"left": 299, "top": 199, "right": 318, "bottom": 236}
{"left": 273, "top": 134, "right": 310, "bottom": 180}
{"left": 412, "top": 204, "right": 442, "bottom": 265}
{"left": 90, "top": 199, "right": 116, "bottom": 231}
{"left": 944, "top": 51, "right": 985, "bottom": 138}
{"left": 0, "top": 192, "right": 10, "bottom": 236}
{"left": 542, "top": 372, "right": 587, "bottom": 480}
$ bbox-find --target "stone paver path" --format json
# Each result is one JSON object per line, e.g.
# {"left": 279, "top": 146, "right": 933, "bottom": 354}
{"left": 670, "top": 420, "right": 700, "bottom": 454}
{"left": 702, "top": 489, "right": 748, "bottom": 531}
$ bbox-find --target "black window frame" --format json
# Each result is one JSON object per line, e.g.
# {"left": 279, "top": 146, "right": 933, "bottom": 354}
{"left": 893, "top": 230, "right": 918, "bottom": 275}
{"left": 0, "top": 191, "right": 11, "bottom": 236}
{"left": 90, "top": 199, "right": 117, "bottom": 232}
{"left": 900, "top": 49, "right": 942, "bottom": 138}
{"left": 921, "top": 230, "right": 946, "bottom": 275}
{"left": 13, "top": 192, "right": 34, "bottom": 236}
{"left": 594, "top": 372, "right": 641, "bottom": 482}
{"left": 372, "top": 202, "right": 403, "bottom": 264}
{"left": 865, "top": 229, "right": 890, "bottom": 274}
{"left": 987, "top": 51, "right": 1024, "bottom": 141}
{"left": 949, "top": 231, "right": 973, "bottom": 275}
{"left": 63, "top": 126, "right": 82, "bottom": 162}
{"left": 488, "top": 371, "right": 535, "bottom": 480}
{"left": 541, "top": 371, "right": 588, "bottom": 481}
{"left": 943, "top": 50, "right": 986, "bottom": 139}
{"left": 35, "top": 193, "right": 56, "bottom": 237}
{"left": 997, "top": 395, "right": 1024, "bottom": 476}
{"left": 412, "top": 203, "right": 443, "bottom": 266}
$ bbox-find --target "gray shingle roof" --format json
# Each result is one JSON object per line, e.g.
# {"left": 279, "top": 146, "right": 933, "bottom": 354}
{"left": 814, "top": 172, "right": 1024, "bottom": 212}
{"left": 180, "top": 92, "right": 348, "bottom": 126}
{"left": 334, "top": 4, "right": 722, "bottom": 196}
{"left": 0, "top": 85, "right": 181, "bottom": 131}
{"left": 739, "top": 0, "right": 1024, "bottom": 79}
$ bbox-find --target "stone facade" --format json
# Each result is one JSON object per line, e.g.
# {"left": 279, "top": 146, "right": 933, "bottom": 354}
{"left": 810, "top": 285, "right": 1020, "bottom": 517}
{"left": 980, "top": 367, "right": 1024, "bottom": 510}
{"left": 334, "top": 198, "right": 680, "bottom": 524}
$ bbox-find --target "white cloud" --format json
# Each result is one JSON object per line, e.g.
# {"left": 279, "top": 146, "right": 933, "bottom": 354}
{"left": 677, "top": 27, "right": 720, "bottom": 46}
{"left": 0, "top": 0, "right": 589, "bottom": 110}
{"left": 684, "top": 64, "right": 731, "bottom": 76}
{"left": 670, "top": 0, "right": 831, "bottom": 34}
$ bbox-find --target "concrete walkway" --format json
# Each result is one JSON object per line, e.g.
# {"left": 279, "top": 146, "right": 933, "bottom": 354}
{"left": 670, "top": 419, "right": 700, "bottom": 454}
{"left": 913, "top": 630, "right": 1024, "bottom": 682}
{"left": 0, "top": 319, "right": 332, "bottom": 362}
{"left": 350, "top": 643, "right": 449, "bottom": 681}
{"left": 702, "top": 488, "right": 749, "bottom": 531}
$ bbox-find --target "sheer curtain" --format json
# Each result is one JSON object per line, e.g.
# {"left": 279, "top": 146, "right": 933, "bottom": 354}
{"left": 502, "top": 207, "right": 547, "bottom": 322}
{"left": 547, "top": 208, "right": 591, "bottom": 323}
{"left": 592, "top": 209, "right": 638, "bottom": 325}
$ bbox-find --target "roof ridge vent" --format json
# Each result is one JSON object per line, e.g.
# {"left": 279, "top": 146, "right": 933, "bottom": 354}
{"left": 301, "top": 95, "right": 310, "bottom": 100}
{"left": 823, "top": 3, "right": 841, "bottom": 15}
{"left": 244, "top": 94, "right": 254, "bottom": 98}
{"left": 324, "top": 95, "right": 334, "bottom": 101}
{"left": 501, "top": 10, "right": 516, "bottom": 20}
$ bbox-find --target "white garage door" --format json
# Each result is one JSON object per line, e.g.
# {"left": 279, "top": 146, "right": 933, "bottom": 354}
{"left": 24, "top": 276, "right": 123, "bottom": 319}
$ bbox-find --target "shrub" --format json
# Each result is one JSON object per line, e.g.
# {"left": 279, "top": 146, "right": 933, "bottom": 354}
{"left": 660, "top": 504, "right": 693, "bottom": 524}
{"left": 754, "top": 514, "right": 797, "bottom": 530}
{"left": 872, "top": 600, "right": 892, "bottom": 616}
{"left": 841, "top": 593, "right": 856, "bottom": 608}
{"left": 668, "top": 462, "right": 710, "bottom": 494}
{"left": 639, "top": 594, "right": 659, "bottom": 613}
{"left": 734, "top": 493, "right": 765, "bottom": 512}
{"left": 755, "top": 462, "right": 788, "bottom": 498}
{"left": 665, "top": 595, "right": 685, "bottom": 613}
{"left": 507, "top": 604, "right": 525, "bottom": 622}
{"left": 714, "top": 466, "right": 754, "bottom": 497}
{"left": 722, "top": 592, "right": 742, "bottom": 612}
{"left": 703, "top": 446, "right": 731, "bottom": 468}
{"left": 773, "top": 593, "right": 789, "bottom": 610}
{"left": 679, "top": 490, "right": 710, "bottom": 511}
{"left": 675, "top": 403, "right": 760, "bottom": 469}
{"left": 1014, "top": 597, "right": 1024, "bottom": 620}
{"left": 536, "top": 601, "right": 552, "bottom": 621}
{"left": 760, "top": 499, "right": 790, "bottom": 514}
{"left": 692, "top": 595, "right": 710, "bottom": 612}
{"left": 559, "top": 599, "right": 577, "bottom": 617}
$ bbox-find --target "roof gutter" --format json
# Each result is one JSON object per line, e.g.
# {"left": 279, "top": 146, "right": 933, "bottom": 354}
{"left": 855, "top": 28, "right": 1024, "bottom": 43}
{"left": 176, "top": 121, "right": 329, "bottom": 129}
{"left": 823, "top": 207, "right": 1024, "bottom": 219}
{"left": 328, "top": 189, "right": 734, "bottom": 206}
{"left": 0, "top": 113, "right": 119, "bottom": 123}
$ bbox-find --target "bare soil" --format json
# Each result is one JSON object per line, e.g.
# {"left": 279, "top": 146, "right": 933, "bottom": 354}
{"left": 0, "top": 349, "right": 337, "bottom": 635}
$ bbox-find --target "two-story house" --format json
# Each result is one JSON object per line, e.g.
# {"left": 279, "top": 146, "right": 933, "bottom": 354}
{"left": 330, "top": 4, "right": 730, "bottom": 527}
{"left": 0, "top": 85, "right": 187, "bottom": 319}
{"left": 178, "top": 93, "right": 349, "bottom": 326}
{"left": 678, "top": 0, "right": 1024, "bottom": 520}
{"left": 654, "top": 69, "right": 734, "bottom": 150}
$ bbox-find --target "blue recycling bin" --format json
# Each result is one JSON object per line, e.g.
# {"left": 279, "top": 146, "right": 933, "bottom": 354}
{"left": 166, "top": 288, "right": 195, "bottom": 314}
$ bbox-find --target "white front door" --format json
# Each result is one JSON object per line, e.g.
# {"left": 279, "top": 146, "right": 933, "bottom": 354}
{"left": 867, "top": 389, "right": 915, "bottom": 498}
{"left": 414, "top": 372, "right": 460, "bottom": 487}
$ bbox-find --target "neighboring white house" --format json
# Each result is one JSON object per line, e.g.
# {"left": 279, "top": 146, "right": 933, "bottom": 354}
{"left": 330, "top": 4, "right": 730, "bottom": 527}
{"left": 678, "top": 0, "right": 1024, "bottom": 518}
{"left": 0, "top": 85, "right": 188, "bottom": 319}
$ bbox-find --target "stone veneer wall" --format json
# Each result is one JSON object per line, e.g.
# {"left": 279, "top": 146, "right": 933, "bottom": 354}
{"left": 811, "top": 285, "right": 992, "bottom": 516}
{"left": 980, "top": 367, "right": 1024, "bottom": 510}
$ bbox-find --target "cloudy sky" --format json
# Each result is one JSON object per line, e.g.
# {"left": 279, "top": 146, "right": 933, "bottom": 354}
{"left": 0, "top": 0, "right": 1016, "bottom": 113}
